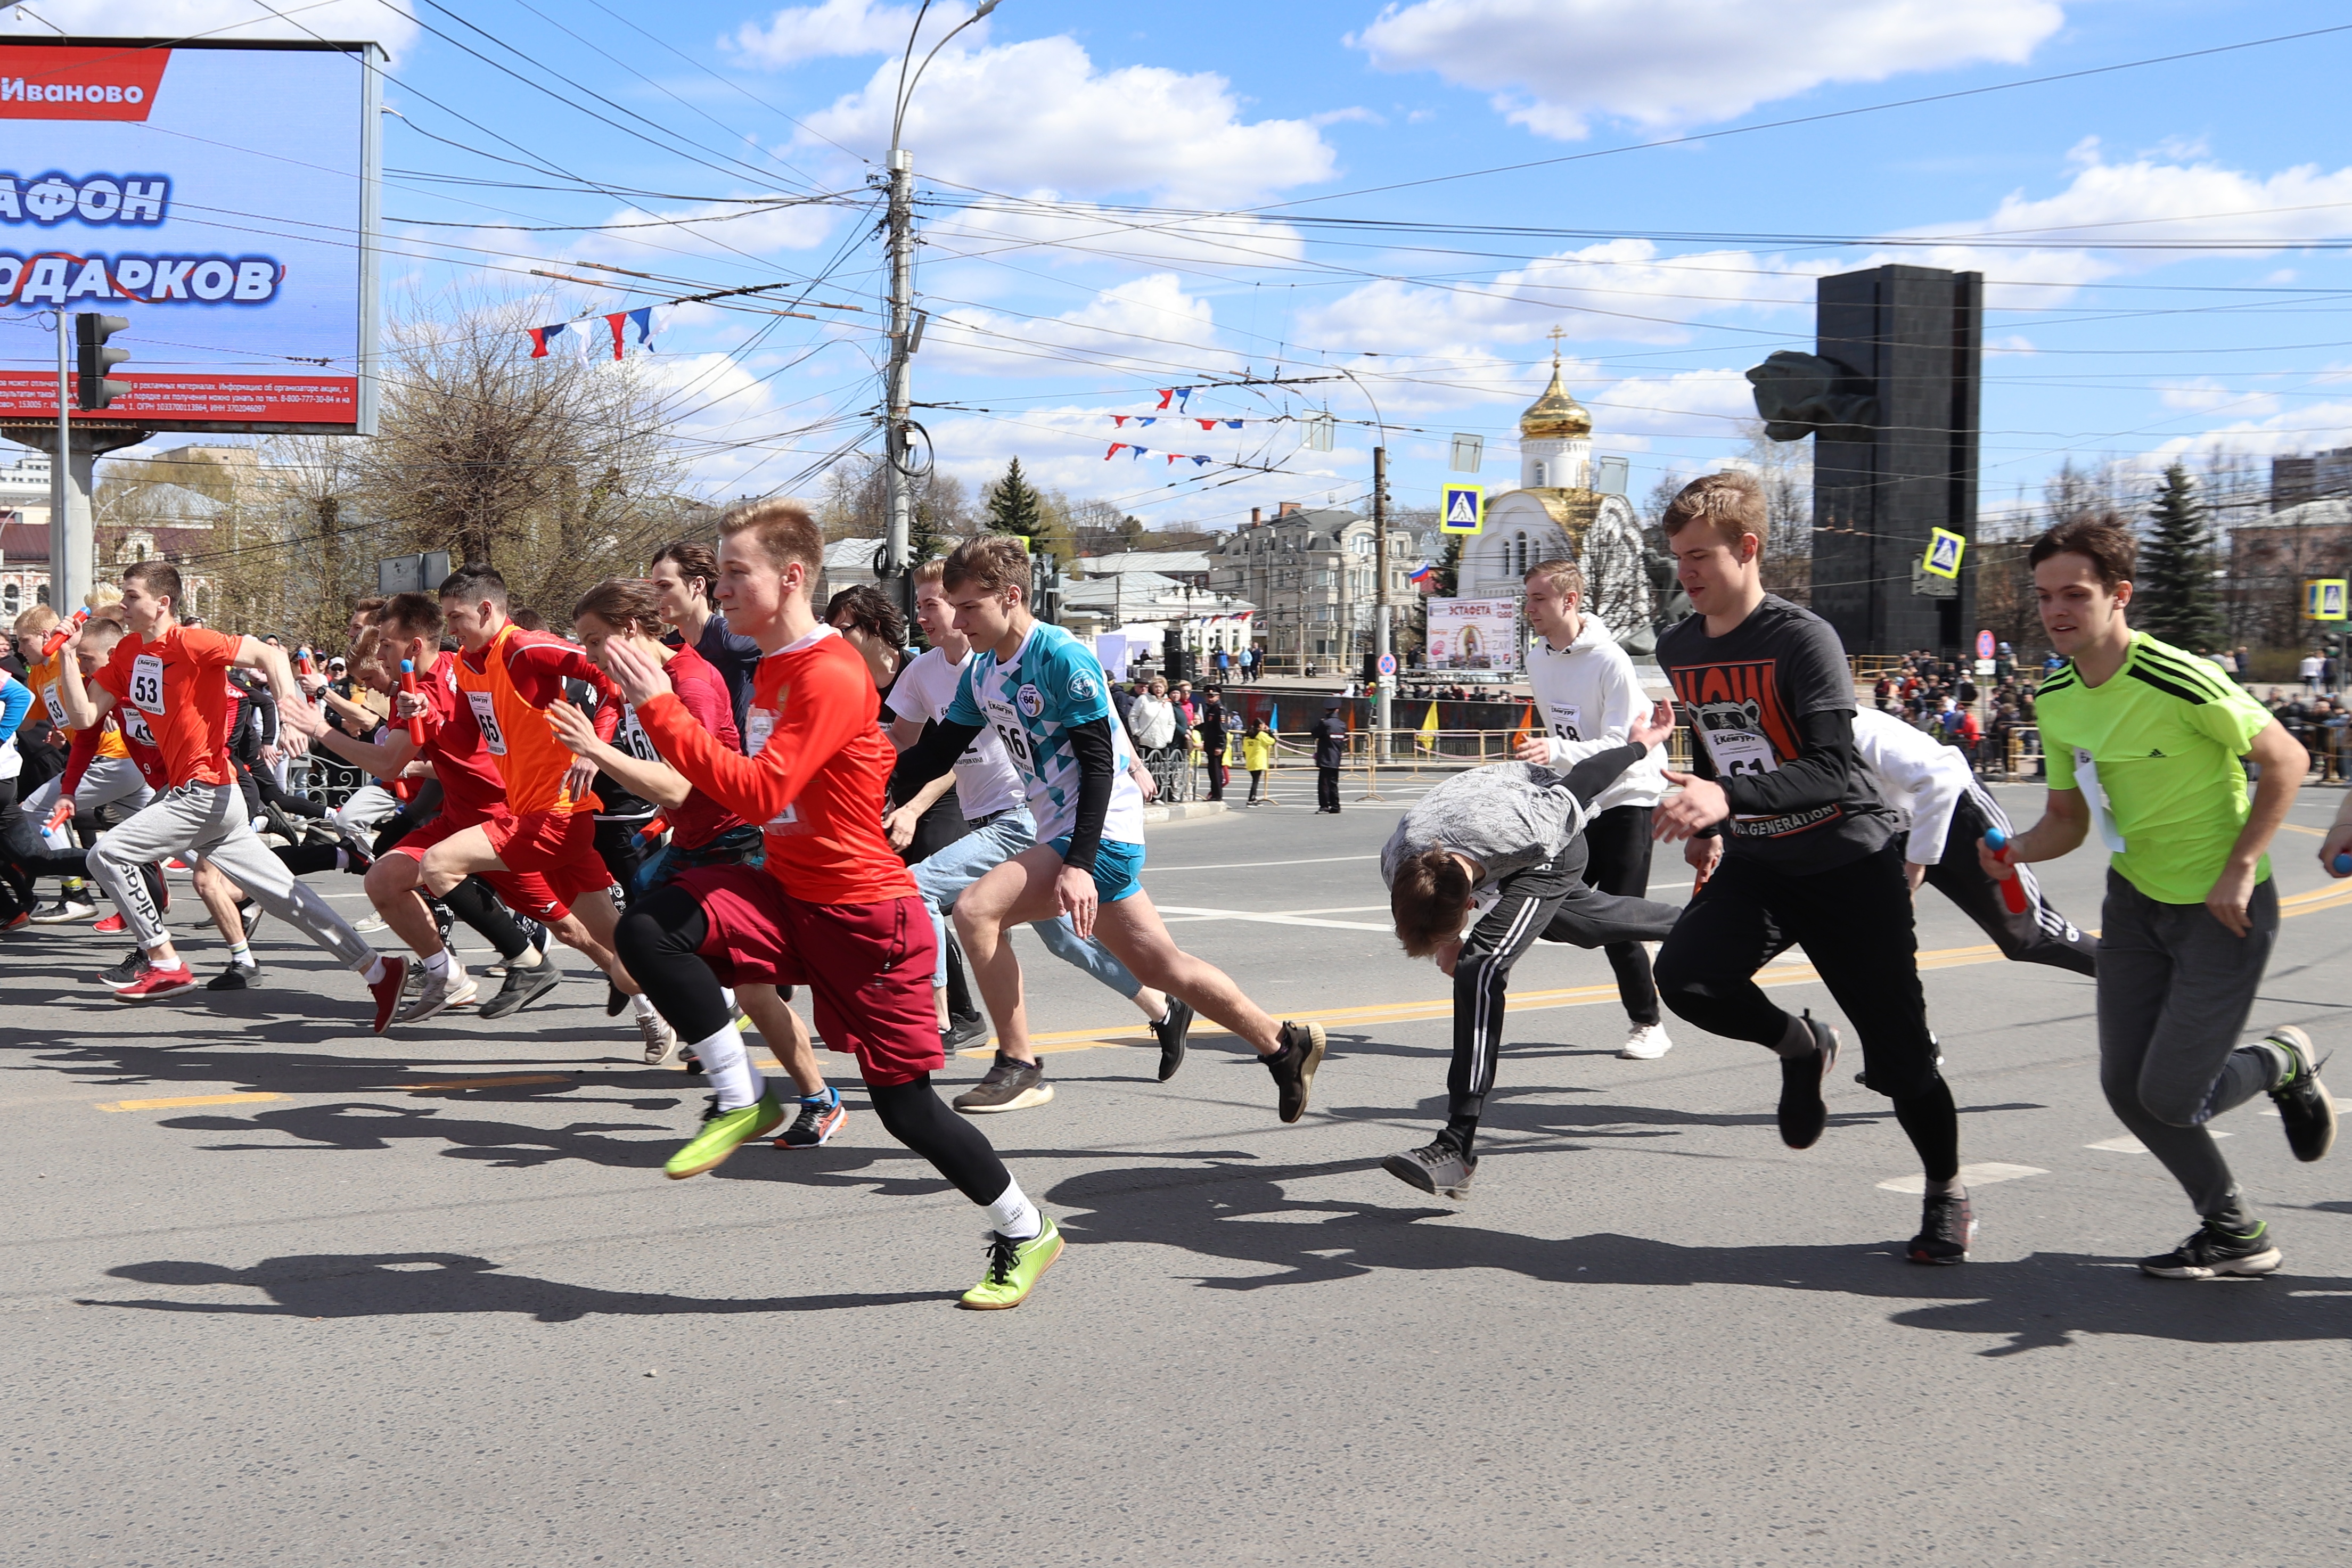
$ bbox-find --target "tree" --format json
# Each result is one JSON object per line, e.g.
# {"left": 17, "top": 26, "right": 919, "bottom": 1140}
{"left": 986, "top": 456, "right": 1044, "bottom": 543}
{"left": 2135, "top": 462, "right": 2225, "bottom": 650}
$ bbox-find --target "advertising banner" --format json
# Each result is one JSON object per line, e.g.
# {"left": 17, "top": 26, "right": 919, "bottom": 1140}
{"left": 0, "top": 39, "right": 381, "bottom": 432}
{"left": 1425, "top": 596, "right": 1519, "bottom": 671}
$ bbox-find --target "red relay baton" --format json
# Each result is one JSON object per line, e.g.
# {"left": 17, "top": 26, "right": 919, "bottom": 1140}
{"left": 40, "top": 608, "right": 89, "bottom": 658}
{"left": 399, "top": 660, "right": 425, "bottom": 744}
{"left": 1984, "top": 827, "right": 2029, "bottom": 915}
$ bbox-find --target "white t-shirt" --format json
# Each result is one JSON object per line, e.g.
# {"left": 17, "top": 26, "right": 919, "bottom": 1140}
{"left": 1524, "top": 613, "right": 1666, "bottom": 812}
{"left": 886, "top": 645, "right": 1026, "bottom": 819}
{"left": 1852, "top": 708, "right": 1972, "bottom": 864}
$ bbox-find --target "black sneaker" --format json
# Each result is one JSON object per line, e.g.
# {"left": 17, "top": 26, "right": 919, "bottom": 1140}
{"left": 99, "top": 948, "right": 150, "bottom": 990}
{"left": 2140, "top": 1218, "right": 2282, "bottom": 1279}
{"left": 1151, "top": 996, "right": 1195, "bottom": 1082}
{"left": 2263, "top": 1024, "right": 2335, "bottom": 1163}
{"left": 479, "top": 958, "right": 562, "bottom": 1020}
{"left": 1777, "top": 1011, "right": 1839, "bottom": 1150}
{"left": 206, "top": 963, "right": 261, "bottom": 992}
{"left": 1908, "top": 1191, "right": 1975, "bottom": 1264}
{"left": 952, "top": 1053, "right": 1053, "bottom": 1114}
{"left": 335, "top": 824, "right": 376, "bottom": 875}
{"left": 775, "top": 1090, "right": 847, "bottom": 1149}
{"left": 941, "top": 1011, "right": 989, "bottom": 1054}
{"left": 605, "top": 980, "right": 629, "bottom": 1017}
{"left": 236, "top": 898, "right": 265, "bottom": 938}
{"left": 1382, "top": 1138, "right": 1477, "bottom": 1200}
{"left": 1265, "top": 1020, "right": 1327, "bottom": 1124}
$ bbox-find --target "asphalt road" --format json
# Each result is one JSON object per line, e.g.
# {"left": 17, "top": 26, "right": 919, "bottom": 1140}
{"left": 6, "top": 769, "right": 2351, "bottom": 1567}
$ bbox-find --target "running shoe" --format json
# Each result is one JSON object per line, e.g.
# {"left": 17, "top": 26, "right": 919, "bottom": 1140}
{"left": 952, "top": 1053, "right": 1054, "bottom": 1114}
{"left": 1152, "top": 997, "right": 1195, "bottom": 1082}
{"left": 367, "top": 955, "right": 411, "bottom": 1035}
{"left": 1619, "top": 1023, "right": 1674, "bottom": 1061}
{"left": 1777, "top": 1011, "right": 1839, "bottom": 1150}
{"left": 1264, "top": 1020, "right": 1327, "bottom": 1124}
{"left": 2140, "top": 1218, "right": 2281, "bottom": 1279}
{"left": 334, "top": 824, "right": 375, "bottom": 875}
{"left": 115, "top": 963, "right": 199, "bottom": 1002}
{"left": 941, "top": 1009, "right": 989, "bottom": 1053}
{"left": 484, "top": 917, "right": 551, "bottom": 976}
{"left": 776, "top": 1088, "right": 846, "bottom": 1149}
{"left": 91, "top": 912, "right": 127, "bottom": 936}
{"left": 353, "top": 914, "right": 390, "bottom": 934}
{"left": 2263, "top": 1024, "right": 2335, "bottom": 1163}
{"left": 664, "top": 1093, "right": 784, "bottom": 1179}
{"left": 679, "top": 1048, "right": 703, "bottom": 1076}
{"left": 1908, "top": 1191, "right": 1976, "bottom": 1265}
{"left": 394, "top": 967, "right": 477, "bottom": 1024}
{"left": 237, "top": 898, "right": 265, "bottom": 937}
{"left": 959, "top": 1216, "right": 1064, "bottom": 1310}
{"left": 605, "top": 981, "right": 629, "bottom": 1017}
{"left": 1382, "top": 1138, "right": 1477, "bottom": 1201}
{"left": 0, "top": 911, "right": 28, "bottom": 933}
{"left": 99, "top": 949, "right": 149, "bottom": 989}
{"left": 206, "top": 963, "right": 261, "bottom": 992}
{"left": 479, "top": 959, "right": 561, "bottom": 1020}
{"left": 636, "top": 1008, "right": 678, "bottom": 1065}
{"left": 30, "top": 896, "right": 96, "bottom": 924}
{"left": 165, "top": 858, "right": 190, "bottom": 873}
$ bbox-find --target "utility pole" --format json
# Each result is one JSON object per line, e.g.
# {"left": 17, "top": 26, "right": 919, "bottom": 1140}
{"left": 881, "top": 146, "right": 915, "bottom": 618}
{"left": 53, "top": 312, "right": 72, "bottom": 612}
{"left": 1373, "top": 444, "right": 1391, "bottom": 745}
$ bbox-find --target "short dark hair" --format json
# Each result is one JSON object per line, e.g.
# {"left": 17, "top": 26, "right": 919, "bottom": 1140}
{"left": 718, "top": 499, "right": 821, "bottom": 577}
{"left": 438, "top": 564, "right": 509, "bottom": 608}
{"left": 350, "top": 594, "right": 388, "bottom": 618}
{"left": 650, "top": 540, "right": 719, "bottom": 605}
{"left": 942, "top": 534, "right": 1030, "bottom": 596}
{"left": 375, "top": 590, "right": 444, "bottom": 641}
{"left": 1660, "top": 471, "right": 1766, "bottom": 546}
{"left": 2028, "top": 517, "right": 2136, "bottom": 590}
{"left": 573, "top": 576, "right": 667, "bottom": 637}
{"left": 1390, "top": 847, "right": 1475, "bottom": 959}
{"left": 122, "top": 559, "right": 183, "bottom": 605}
{"left": 509, "top": 607, "right": 547, "bottom": 633}
{"left": 825, "top": 583, "right": 906, "bottom": 648}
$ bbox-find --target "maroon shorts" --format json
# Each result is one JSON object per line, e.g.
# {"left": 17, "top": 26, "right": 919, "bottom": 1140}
{"left": 673, "top": 863, "right": 942, "bottom": 1088}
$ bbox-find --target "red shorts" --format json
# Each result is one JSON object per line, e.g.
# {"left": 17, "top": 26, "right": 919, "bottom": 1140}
{"left": 673, "top": 863, "right": 942, "bottom": 1088}
{"left": 399, "top": 809, "right": 608, "bottom": 921}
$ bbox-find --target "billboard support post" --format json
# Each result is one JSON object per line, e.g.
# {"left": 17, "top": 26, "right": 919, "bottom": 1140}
{"left": 52, "top": 313, "right": 70, "bottom": 612}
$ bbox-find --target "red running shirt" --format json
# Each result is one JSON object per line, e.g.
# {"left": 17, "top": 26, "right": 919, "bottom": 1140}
{"left": 407, "top": 651, "right": 511, "bottom": 827}
{"left": 91, "top": 623, "right": 240, "bottom": 787}
{"left": 636, "top": 626, "right": 912, "bottom": 906}
{"left": 636, "top": 643, "right": 744, "bottom": 850}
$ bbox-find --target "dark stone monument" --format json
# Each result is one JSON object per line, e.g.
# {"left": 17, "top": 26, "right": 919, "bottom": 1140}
{"left": 1748, "top": 264, "right": 1981, "bottom": 657}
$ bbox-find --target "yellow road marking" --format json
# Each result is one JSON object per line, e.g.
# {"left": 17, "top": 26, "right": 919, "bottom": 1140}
{"left": 96, "top": 1092, "right": 284, "bottom": 1113}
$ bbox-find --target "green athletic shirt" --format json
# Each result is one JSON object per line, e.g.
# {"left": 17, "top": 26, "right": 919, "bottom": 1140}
{"left": 2037, "top": 630, "right": 2273, "bottom": 905}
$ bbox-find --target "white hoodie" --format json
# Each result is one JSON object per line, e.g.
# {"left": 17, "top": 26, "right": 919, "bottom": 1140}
{"left": 1851, "top": 708, "right": 1971, "bottom": 865}
{"left": 1525, "top": 612, "right": 1666, "bottom": 812}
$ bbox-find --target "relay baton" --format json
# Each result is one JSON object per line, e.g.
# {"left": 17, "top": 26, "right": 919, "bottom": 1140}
{"left": 1984, "top": 827, "right": 2030, "bottom": 914}
{"left": 399, "top": 660, "right": 426, "bottom": 744}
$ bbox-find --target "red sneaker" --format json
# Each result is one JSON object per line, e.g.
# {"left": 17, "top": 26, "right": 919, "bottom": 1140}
{"left": 92, "top": 912, "right": 127, "bottom": 935}
{"left": 114, "top": 963, "right": 199, "bottom": 1002}
{"left": 368, "top": 955, "right": 409, "bottom": 1035}
{"left": 1, "top": 911, "right": 29, "bottom": 933}
{"left": 165, "top": 858, "right": 190, "bottom": 872}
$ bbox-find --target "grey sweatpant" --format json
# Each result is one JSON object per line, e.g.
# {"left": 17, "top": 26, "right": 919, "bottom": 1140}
{"left": 88, "top": 781, "right": 376, "bottom": 971}
{"left": 2096, "top": 869, "right": 2280, "bottom": 1218}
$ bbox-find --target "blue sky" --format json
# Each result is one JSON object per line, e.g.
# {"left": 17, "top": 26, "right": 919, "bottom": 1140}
{"left": 12, "top": 0, "right": 2352, "bottom": 533}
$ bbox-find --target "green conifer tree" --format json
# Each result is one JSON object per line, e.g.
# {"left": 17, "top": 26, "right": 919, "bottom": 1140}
{"left": 2135, "top": 463, "right": 2225, "bottom": 650}
{"left": 986, "top": 456, "right": 1044, "bottom": 542}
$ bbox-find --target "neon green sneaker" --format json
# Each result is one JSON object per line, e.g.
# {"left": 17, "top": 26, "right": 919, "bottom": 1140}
{"left": 958, "top": 1216, "right": 1064, "bottom": 1310}
{"left": 664, "top": 1093, "right": 785, "bottom": 1180}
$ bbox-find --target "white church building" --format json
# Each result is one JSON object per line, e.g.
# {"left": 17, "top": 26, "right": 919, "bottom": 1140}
{"left": 1455, "top": 354, "right": 1653, "bottom": 643}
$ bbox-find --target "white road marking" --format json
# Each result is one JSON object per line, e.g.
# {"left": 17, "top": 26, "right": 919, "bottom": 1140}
{"left": 1876, "top": 1162, "right": 2047, "bottom": 1194}
{"left": 1148, "top": 855, "right": 1381, "bottom": 873}
{"left": 1154, "top": 904, "right": 1392, "bottom": 932}
{"left": 2086, "top": 1132, "right": 2232, "bottom": 1154}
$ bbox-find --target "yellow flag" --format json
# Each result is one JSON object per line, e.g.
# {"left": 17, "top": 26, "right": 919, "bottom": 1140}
{"left": 1417, "top": 702, "right": 1439, "bottom": 751}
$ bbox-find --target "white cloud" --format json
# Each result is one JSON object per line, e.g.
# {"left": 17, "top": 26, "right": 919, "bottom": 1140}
{"left": 4, "top": 1, "right": 420, "bottom": 56}
{"left": 924, "top": 273, "right": 1239, "bottom": 380}
{"left": 2144, "top": 400, "right": 2352, "bottom": 471}
{"left": 1351, "top": 0, "right": 2061, "bottom": 139}
{"left": 2157, "top": 380, "right": 2279, "bottom": 416}
{"left": 799, "top": 36, "right": 1337, "bottom": 206}
{"left": 724, "top": 0, "right": 972, "bottom": 70}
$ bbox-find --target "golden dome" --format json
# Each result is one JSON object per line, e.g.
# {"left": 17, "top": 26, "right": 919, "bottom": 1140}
{"left": 1519, "top": 356, "right": 1591, "bottom": 441}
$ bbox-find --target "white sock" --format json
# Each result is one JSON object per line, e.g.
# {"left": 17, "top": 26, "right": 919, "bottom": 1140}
{"left": 690, "top": 1022, "right": 764, "bottom": 1112}
{"left": 719, "top": 986, "right": 737, "bottom": 1010}
{"left": 424, "top": 950, "right": 450, "bottom": 978}
{"left": 631, "top": 992, "right": 659, "bottom": 1020}
{"left": 362, "top": 955, "right": 387, "bottom": 985}
{"left": 227, "top": 940, "right": 253, "bottom": 969}
{"left": 983, "top": 1178, "right": 1042, "bottom": 1242}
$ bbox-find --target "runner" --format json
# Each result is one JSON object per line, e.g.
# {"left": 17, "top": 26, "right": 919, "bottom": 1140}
{"left": 883, "top": 559, "right": 1194, "bottom": 1099}
{"left": 1381, "top": 734, "right": 1685, "bottom": 1198}
{"left": 894, "top": 535, "right": 1327, "bottom": 1121}
{"left": 1984, "top": 517, "right": 2323, "bottom": 1279}
{"left": 280, "top": 600, "right": 561, "bottom": 1023}
{"left": 1646, "top": 472, "right": 1972, "bottom": 1265}
{"left": 1514, "top": 556, "right": 1675, "bottom": 1059}
{"left": 607, "top": 501, "right": 1061, "bottom": 1309}
{"left": 650, "top": 539, "right": 763, "bottom": 736}
{"left": 14, "top": 602, "right": 149, "bottom": 924}
{"left": 51, "top": 561, "right": 405, "bottom": 1019}
{"left": 403, "top": 566, "right": 671, "bottom": 1056}
{"left": 547, "top": 577, "right": 838, "bottom": 1147}
{"left": 1852, "top": 708, "right": 2098, "bottom": 976}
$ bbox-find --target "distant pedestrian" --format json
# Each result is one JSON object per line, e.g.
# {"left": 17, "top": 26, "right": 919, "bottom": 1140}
{"left": 1310, "top": 701, "right": 1345, "bottom": 814}
{"left": 1243, "top": 718, "right": 1275, "bottom": 805}
{"left": 1198, "top": 686, "right": 1231, "bottom": 802}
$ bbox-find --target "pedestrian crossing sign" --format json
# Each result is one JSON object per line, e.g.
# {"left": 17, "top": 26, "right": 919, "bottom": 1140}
{"left": 1922, "top": 527, "right": 1966, "bottom": 579}
{"left": 1440, "top": 483, "right": 1485, "bottom": 534}
{"left": 2306, "top": 578, "right": 2348, "bottom": 621}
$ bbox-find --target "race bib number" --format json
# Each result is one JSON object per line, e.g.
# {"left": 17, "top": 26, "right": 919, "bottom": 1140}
{"left": 740, "top": 708, "right": 798, "bottom": 828}
{"left": 465, "top": 689, "right": 507, "bottom": 756}
{"left": 40, "top": 682, "right": 65, "bottom": 727}
{"left": 1700, "top": 725, "right": 1777, "bottom": 780}
{"left": 620, "top": 705, "right": 658, "bottom": 762}
{"left": 121, "top": 709, "right": 157, "bottom": 749}
{"left": 1546, "top": 702, "right": 1583, "bottom": 744}
{"left": 983, "top": 696, "right": 1035, "bottom": 773}
{"left": 128, "top": 654, "right": 166, "bottom": 714}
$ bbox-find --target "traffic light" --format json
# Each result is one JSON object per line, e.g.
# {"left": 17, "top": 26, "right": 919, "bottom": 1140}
{"left": 75, "top": 313, "right": 131, "bottom": 411}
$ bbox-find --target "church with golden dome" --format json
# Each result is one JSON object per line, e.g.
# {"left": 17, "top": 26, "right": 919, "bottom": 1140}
{"left": 1455, "top": 347, "right": 1655, "bottom": 646}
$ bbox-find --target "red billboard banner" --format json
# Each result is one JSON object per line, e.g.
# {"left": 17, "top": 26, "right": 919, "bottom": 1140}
{"left": 0, "top": 46, "right": 170, "bottom": 121}
{"left": 0, "top": 372, "right": 355, "bottom": 425}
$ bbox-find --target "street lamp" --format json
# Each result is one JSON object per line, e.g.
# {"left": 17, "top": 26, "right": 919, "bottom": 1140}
{"left": 880, "top": 1, "right": 1003, "bottom": 617}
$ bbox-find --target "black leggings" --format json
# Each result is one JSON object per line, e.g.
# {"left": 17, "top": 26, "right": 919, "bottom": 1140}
{"left": 618, "top": 884, "right": 1012, "bottom": 1204}
{"left": 1581, "top": 803, "right": 1661, "bottom": 1026}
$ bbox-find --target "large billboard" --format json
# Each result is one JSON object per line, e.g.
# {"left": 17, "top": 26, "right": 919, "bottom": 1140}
{"left": 0, "top": 38, "right": 381, "bottom": 433}
{"left": 1425, "top": 596, "right": 1520, "bottom": 672}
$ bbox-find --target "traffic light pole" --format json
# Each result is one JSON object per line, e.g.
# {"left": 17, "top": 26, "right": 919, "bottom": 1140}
{"left": 22, "top": 310, "right": 146, "bottom": 613}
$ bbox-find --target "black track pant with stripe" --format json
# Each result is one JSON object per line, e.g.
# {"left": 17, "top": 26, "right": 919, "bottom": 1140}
{"left": 1448, "top": 836, "right": 1683, "bottom": 1135}
{"left": 1928, "top": 788, "right": 2098, "bottom": 978}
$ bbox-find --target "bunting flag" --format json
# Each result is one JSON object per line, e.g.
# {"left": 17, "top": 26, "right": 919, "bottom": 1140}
{"left": 1106, "top": 442, "right": 1128, "bottom": 460}
{"left": 1406, "top": 562, "right": 1433, "bottom": 582}
{"left": 529, "top": 306, "right": 667, "bottom": 362}
{"left": 1154, "top": 387, "right": 1193, "bottom": 411}
{"left": 1162, "top": 453, "right": 1214, "bottom": 467}
{"left": 1417, "top": 703, "right": 1439, "bottom": 751}
{"left": 1112, "top": 414, "right": 1130, "bottom": 428}
{"left": 527, "top": 321, "right": 582, "bottom": 359}
{"left": 1197, "top": 417, "right": 1242, "bottom": 430}
{"left": 601, "top": 305, "right": 664, "bottom": 359}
